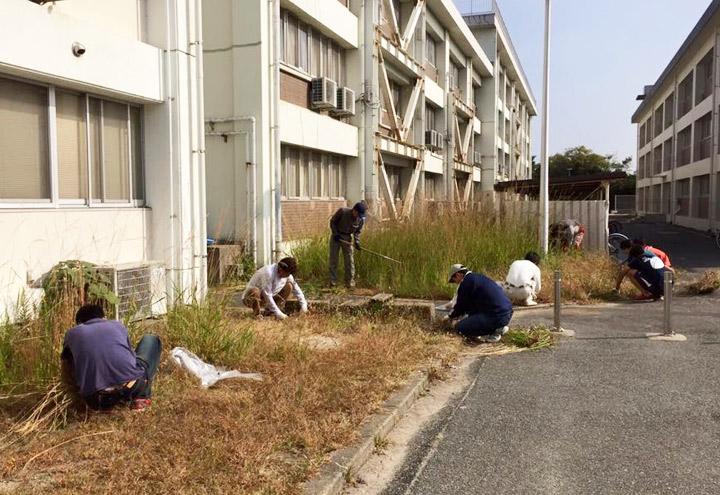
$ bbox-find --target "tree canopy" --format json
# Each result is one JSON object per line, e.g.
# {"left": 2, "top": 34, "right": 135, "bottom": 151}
{"left": 533, "top": 146, "right": 632, "bottom": 178}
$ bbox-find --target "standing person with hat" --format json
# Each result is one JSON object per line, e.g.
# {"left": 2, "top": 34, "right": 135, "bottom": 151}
{"left": 445, "top": 264, "right": 514, "bottom": 342}
{"left": 329, "top": 202, "right": 366, "bottom": 288}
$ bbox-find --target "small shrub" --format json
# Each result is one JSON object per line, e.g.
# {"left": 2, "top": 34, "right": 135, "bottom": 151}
{"left": 686, "top": 270, "right": 720, "bottom": 295}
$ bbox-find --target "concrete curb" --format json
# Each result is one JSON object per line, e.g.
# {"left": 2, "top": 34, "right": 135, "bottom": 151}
{"left": 301, "top": 370, "right": 431, "bottom": 495}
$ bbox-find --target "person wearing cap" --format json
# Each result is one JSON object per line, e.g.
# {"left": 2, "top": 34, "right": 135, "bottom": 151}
{"left": 329, "top": 202, "right": 366, "bottom": 288}
{"left": 242, "top": 257, "right": 308, "bottom": 319}
{"left": 445, "top": 264, "right": 514, "bottom": 342}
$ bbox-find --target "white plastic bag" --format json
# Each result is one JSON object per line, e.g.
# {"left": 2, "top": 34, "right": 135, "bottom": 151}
{"left": 168, "top": 347, "right": 263, "bottom": 388}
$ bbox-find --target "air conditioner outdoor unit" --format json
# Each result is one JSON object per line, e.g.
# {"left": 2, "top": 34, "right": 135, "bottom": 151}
{"left": 332, "top": 87, "right": 356, "bottom": 116}
{"left": 473, "top": 151, "right": 482, "bottom": 165}
{"left": 97, "top": 262, "right": 165, "bottom": 321}
{"left": 425, "top": 130, "right": 438, "bottom": 149}
{"left": 311, "top": 77, "right": 338, "bottom": 109}
{"left": 436, "top": 133, "right": 445, "bottom": 151}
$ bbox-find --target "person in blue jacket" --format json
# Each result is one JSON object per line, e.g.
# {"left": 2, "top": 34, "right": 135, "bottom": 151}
{"left": 445, "top": 264, "right": 513, "bottom": 342}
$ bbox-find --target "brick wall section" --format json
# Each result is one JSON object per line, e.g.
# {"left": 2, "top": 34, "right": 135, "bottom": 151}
{"left": 282, "top": 199, "right": 347, "bottom": 240}
{"left": 280, "top": 71, "right": 310, "bottom": 108}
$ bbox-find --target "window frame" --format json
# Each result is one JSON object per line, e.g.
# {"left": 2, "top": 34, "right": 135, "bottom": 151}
{"left": 0, "top": 75, "right": 144, "bottom": 209}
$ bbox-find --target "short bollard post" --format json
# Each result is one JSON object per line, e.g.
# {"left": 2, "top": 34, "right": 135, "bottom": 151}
{"left": 646, "top": 270, "right": 685, "bottom": 341}
{"left": 663, "top": 270, "right": 673, "bottom": 336}
{"left": 553, "top": 270, "right": 562, "bottom": 332}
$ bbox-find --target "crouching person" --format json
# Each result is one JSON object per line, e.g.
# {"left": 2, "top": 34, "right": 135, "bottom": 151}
{"left": 501, "top": 252, "right": 542, "bottom": 306}
{"left": 242, "top": 257, "right": 308, "bottom": 319}
{"left": 615, "top": 244, "right": 667, "bottom": 301}
{"left": 61, "top": 304, "right": 162, "bottom": 411}
{"left": 446, "top": 264, "right": 514, "bottom": 342}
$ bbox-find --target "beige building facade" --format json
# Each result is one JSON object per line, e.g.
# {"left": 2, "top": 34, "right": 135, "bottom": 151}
{"left": 203, "top": 0, "right": 536, "bottom": 265}
{"left": 633, "top": 0, "right": 720, "bottom": 232}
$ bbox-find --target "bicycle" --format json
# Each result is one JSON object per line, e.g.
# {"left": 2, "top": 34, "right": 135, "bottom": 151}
{"left": 608, "top": 232, "right": 630, "bottom": 261}
{"left": 711, "top": 229, "right": 720, "bottom": 249}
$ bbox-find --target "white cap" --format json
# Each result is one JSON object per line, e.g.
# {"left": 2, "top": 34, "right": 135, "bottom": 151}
{"left": 447, "top": 264, "right": 467, "bottom": 283}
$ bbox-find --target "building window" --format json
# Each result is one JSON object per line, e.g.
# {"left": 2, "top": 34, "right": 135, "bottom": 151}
{"left": 0, "top": 77, "right": 143, "bottom": 205}
{"left": 425, "top": 35, "right": 436, "bottom": 68}
{"left": 281, "top": 145, "right": 346, "bottom": 199}
{"left": 663, "top": 137, "right": 673, "bottom": 172}
{"left": 653, "top": 144, "right": 662, "bottom": 175}
{"left": 654, "top": 106, "right": 663, "bottom": 137}
{"left": 675, "top": 178, "right": 690, "bottom": 216}
{"left": 662, "top": 182, "right": 671, "bottom": 214}
{"left": 425, "top": 104, "right": 436, "bottom": 132}
{"left": 637, "top": 155, "right": 644, "bottom": 180}
{"left": 693, "top": 112, "right": 712, "bottom": 161}
{"left": 639, "top": 122, "right": 647, "bottom": 148}
{"left": 693, "top": 174, "right": 710, "bottom": 219}
{"left": 450, "top": 60, "right": 461, "bottom": 94}
{"left": 386, "top": 165, "right": 402, "bottom": 201}
{"left": 717, "top": 172, "right": 720, "bottom": 221}
{"left": 281, "top": 10, "right": 345, "bottom": 85}
{"left": 637, "top": 187, "right": 645, "bottom": 212}
{"left": 651, "top": 184, "right": 662, "bottom": 213}
{"left": 0, "top": 78, "right": 50, "bottom": 201}
{"left": 677, "top": 125, "right": 692, "bottom": 167}
{"left": 678, "top": 72, "right": 694, "bottom": 117}
{"left": 424, "top": 175, "right": 436, "bottom": 201}
{"left": 645, "top": 117, "right": 653, "bottom": 145}
{"left": 664, "top": 93, "right": 674, "bottom": 129}
{"left": 695, "top": 50, "right": 714, "bottom": 105}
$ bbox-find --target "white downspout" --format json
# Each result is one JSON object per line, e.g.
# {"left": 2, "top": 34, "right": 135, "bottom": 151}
{"left": 272, "top": 0, "right": 283, "bottom": 260}
{"left": 164, "top": 0, "right": 177, "bottom": 305}
{"left": 194, "top": 0, "right": 208, "bottom": 298}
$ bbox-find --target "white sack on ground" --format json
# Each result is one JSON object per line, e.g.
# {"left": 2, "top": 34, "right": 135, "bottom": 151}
{"left": 168, "top": 347, "right": 263, "bottom": 388}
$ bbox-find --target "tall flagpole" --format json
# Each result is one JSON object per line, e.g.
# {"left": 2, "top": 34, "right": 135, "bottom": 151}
{"left": 540, "top": 0, "right": 551, "bottom": 254}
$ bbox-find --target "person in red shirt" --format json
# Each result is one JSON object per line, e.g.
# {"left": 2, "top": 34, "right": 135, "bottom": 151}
{"left": 632, "top": 238, "right": 674, "bottom": 273}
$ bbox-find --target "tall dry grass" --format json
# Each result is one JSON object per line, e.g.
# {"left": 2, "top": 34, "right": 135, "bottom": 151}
{"left": 295, "top": 212, "right": 621, "bottom": 303}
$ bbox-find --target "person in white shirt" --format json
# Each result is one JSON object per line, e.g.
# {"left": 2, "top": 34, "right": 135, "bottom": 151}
{"left": 500, "top": 252, "right": 542, "bottom": 306}
{"left": 242, "top": 257, "right": 308, "bottom": 319}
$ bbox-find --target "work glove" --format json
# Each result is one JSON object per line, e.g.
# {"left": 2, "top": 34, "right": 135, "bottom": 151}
{"left": 300, "top": 305, "right": 309, "bottom": 314}
{"left": 333, "top": 234, "right": 341, "bottom": 243}
{"left": 354, "top": 240, "right": 361, "bottom": 251}
{"left": 276, "top": 312, "right": 288, "bottom": 320}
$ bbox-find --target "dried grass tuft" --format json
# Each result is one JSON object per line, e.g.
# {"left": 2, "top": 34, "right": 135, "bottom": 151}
{"left": 686, "top": 270, "right": 720, "bottom": 295}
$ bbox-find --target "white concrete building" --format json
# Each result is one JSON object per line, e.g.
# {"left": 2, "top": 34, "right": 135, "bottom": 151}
{"left": 633, "top": 0, "right": 720, "bottom": 232}
{"left": 203, "top": 0, "right": 535, "bottom": 265}
{"left": 0, "top": 0, "right": 207, "bottom": 318}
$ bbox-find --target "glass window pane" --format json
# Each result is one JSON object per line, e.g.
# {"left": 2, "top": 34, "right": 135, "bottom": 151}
{"left": 89, "top": 98, "right": 102, "bottom": 200}
{"left": 311, "top": 30, "right": 321, "bottom": 77}
{"left": 102, "top": 101, "right": 130, "bottom": 201}
{"left": 299, "top": 150, "right": 309, "bottom": 197}
{"left": 287, "top": 16, "right": 298, "bottom": 67}
{"left": 288, "top": 148, "right": 299, "bottom": 197}
{"left": 0, "top": 78, "right": 49, "bottom": 200}
{"left": 56, "top": 91, "right": 88, "bottom": 200}
{"left": 321, "top": 155, "right": 329, "bottom": 197}
{"left": 298, "top": 23, "right": 308, "bottom": 72}
{"left": 130, "top": 106, "right": 144, "bottom": 200}
{"left": 311, "top": 152, "right": 321, "bottom": 197}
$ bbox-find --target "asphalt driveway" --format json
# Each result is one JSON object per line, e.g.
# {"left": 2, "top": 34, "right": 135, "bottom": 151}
{"left": 382, "top": 292, "right": 720, "bottom": 495}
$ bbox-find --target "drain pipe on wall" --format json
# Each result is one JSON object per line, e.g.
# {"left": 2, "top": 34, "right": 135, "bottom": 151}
{"left": 272, "top": 0, "right": 283, "bottom": 260}
{"left": 193, "top": 0, "right": 208, "bottom": 297}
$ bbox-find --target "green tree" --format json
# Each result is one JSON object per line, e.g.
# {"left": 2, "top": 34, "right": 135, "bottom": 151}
{"left": 547, "top": 146, "right": 631, "bottom": 178}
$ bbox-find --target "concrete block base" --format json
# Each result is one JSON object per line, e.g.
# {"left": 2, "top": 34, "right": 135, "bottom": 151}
{"left": 552, "top": 328, "right": 576, "bottom": 338}
{"left": 645, "top": 332, "right": 687, "bottom": 342}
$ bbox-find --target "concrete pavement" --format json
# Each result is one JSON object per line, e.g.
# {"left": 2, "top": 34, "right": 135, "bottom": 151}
{"left": 381, "top": 292, "right": 720, "bottom": 495}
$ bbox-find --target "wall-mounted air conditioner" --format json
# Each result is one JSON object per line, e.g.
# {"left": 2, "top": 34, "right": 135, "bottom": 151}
{"left": 332, "top": 87, "right": 355, "bottom": 116}
{"left": 436, "top": 133, "right": 444, "bottom": 151}
{"left": 311, "top": 77, "right": 338, "bottom": 109}
{"left": 473, "top": 151, "right": 482, "bottom": 165}
{"left": 98, "top": 262, "right": 165, "bottom": 321}
{"left": 425, "top": 129, "right": 438, "bottom": 149}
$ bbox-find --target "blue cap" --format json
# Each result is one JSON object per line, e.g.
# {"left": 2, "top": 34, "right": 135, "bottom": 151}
{"left": 353, "top": 202, "right": 367, "bottom": 216}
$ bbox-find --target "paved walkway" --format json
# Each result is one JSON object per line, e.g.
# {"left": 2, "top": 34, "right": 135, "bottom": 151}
{"left": 619, "top": 219, "right": 720, "bottom": 273}
{"left": 382, "top": 293, "right": 720, "bottom": 495}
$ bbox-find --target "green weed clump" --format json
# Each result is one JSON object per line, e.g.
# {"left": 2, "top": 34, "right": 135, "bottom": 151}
{"left": 295, "top": 212, "right": 538, "bottom": 299}
{"left": 503, "top": 326, "right": 554, "bottom": 350}
{"left": 294, "top": 212, "right": 619, "bottom": 303}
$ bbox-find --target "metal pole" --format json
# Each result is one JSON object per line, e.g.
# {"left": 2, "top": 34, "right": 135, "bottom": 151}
{"left": 554, "top": 270, "right": 561, "bottom": 331}
{"left": 539, "top": 0, "right": 552, "bottom": 254}
{"left": 663, "top": 270, "right": 673, "bottom": 335}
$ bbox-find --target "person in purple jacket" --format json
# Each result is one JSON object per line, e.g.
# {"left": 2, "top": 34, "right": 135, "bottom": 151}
{"left": 61, "top": 304, "right": 161, "bottom": 411}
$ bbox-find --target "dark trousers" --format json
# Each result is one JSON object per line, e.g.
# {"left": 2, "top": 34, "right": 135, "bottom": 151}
{"left": 85, "top": 334, "right": 162, "bottom": 410}
{"left": 456, "top": 312, "right": 512, "bottom": 337}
